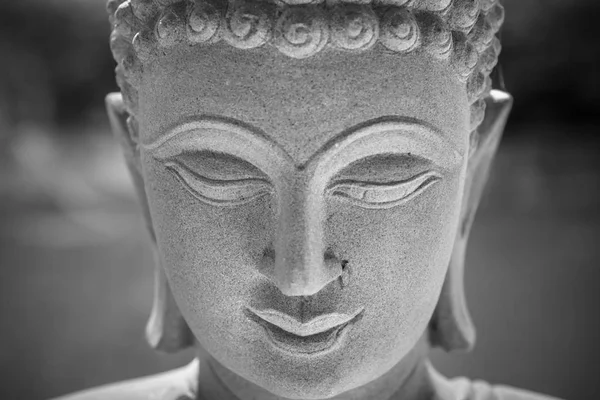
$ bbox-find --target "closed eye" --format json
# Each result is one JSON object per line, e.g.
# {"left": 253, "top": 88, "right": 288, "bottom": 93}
{"left": 327, "top": 171, "right": 441, "bottom": 209}
{"left": 166, "top": 161, "right": 273, "bottom": 206}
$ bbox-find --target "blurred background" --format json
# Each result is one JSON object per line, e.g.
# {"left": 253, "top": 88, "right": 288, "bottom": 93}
{"left": 0, "top": 0, "right": 599, "bottom": 399}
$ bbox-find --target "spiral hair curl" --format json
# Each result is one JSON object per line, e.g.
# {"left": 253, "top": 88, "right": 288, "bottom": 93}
{"left": 107, "top": 0, "right": 504, "bottom": 132}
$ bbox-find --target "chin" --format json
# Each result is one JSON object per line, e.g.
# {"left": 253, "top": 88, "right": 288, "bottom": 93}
{"left": 263, "top": 378, "right": 345, "bottom": 400}
{"left": 250, "top": 356, "right": 379, "bottom": 400}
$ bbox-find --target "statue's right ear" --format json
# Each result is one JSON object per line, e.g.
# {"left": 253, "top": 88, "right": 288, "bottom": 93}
{"left": 106, "top": 92, "right": 155, "bottom": 242}
{"left": 106, "top": 93, "right": 195, "bottom": 352}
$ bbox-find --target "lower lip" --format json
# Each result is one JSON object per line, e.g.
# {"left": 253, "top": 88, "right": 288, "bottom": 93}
{"left": 252, "top": 313, "right": 362, "bottom": 357}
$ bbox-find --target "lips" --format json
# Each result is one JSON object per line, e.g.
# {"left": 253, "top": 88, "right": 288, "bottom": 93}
{"left": 246, "top": 306, "right": 364, "bottom": 355}
{"left": 248, "top": 306, "right": 363, "bottom": 336}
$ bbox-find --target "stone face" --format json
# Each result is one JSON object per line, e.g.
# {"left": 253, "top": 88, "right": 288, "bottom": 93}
{"left": 137, "top": 44, "right": 468, "bottom": 398}
{"left": 54, "top": 1, "right": 562, "bottom": 399}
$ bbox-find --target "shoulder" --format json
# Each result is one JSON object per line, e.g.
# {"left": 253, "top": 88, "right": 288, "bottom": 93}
{"left": 51, "top": 360, "right": 198, "bottom": 400}
{"left": 467, "top": 380, "right": 564, "bottom": 400}
{"left": 428, "top": 365, "right": 564, "bottom": 400}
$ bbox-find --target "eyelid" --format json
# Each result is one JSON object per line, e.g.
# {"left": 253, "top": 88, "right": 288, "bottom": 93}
{"left": 165, "top": 161, "right": 273, "bottom": 206}
{"left": 327, "top": 171, "right": 441, "bottom": 209}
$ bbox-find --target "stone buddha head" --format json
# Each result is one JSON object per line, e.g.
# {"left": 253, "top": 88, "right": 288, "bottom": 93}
{"left": 105, "top": 0, "right": 512, "bottom": 398}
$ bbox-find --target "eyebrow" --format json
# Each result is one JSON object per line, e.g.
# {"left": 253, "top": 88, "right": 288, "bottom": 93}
{"left": 142, "top": 114, "right": 282, "bottom": 153}
{"left": 303, "top": 115, "right": 461, "bottom": 169}
{"left": 142, "top": 115, "right": 461, "bottom": 169}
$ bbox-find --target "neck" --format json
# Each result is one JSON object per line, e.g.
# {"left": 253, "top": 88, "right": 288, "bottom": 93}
{"left": 195, "top": 334, "right": 434, "bottom": 400}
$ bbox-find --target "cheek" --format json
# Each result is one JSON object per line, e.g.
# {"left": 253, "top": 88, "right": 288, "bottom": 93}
{"left": 326, "top": 169, "right": 464, "bottom": 349}
{"left": 141, "top": 159, "right": 275, "bottom": 348}
{"left": 328, "top": 173, "right": 462, "bottom": 271}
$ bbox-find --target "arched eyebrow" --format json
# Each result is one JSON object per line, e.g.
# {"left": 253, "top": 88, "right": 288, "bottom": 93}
{"left": 141, "top": 115, "right": 461, "bottom": 170}
{"left": 301, "top": 115, "right": 462, "bottom": 170}
{"left": 142, "top": 114, "right": 290, "bottom": 157}
{"left": 141, "top": 115, "right": 296, "bottom": 176}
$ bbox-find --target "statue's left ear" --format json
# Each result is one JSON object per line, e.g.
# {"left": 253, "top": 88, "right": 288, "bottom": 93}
{"left": 429, "top": 90, "right": 513, "bottom": 352}
{"left": 106, "top": 93, "right": 194, "bottom": 352}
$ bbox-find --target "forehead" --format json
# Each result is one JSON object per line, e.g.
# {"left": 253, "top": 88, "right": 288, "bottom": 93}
{"left": 139, "top": 44, "right": 470, "bottom": 163}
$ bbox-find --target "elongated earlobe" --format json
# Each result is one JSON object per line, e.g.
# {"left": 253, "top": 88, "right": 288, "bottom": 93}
{"left": 430, "top": 236, "right": 475, "bottom": 351}
{"left": 106, "top": 92, "right": 194, "bottom": 352}
{"left": 429, "top": 90, "right": 513, "bottom": 352}
{"left": 146, "top": 251, "right": 195, "bottom": 352}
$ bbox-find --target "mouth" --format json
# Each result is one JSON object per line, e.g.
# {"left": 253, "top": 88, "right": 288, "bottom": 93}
{"left": 245, "top": 306, "right": 364, "bottom": 356}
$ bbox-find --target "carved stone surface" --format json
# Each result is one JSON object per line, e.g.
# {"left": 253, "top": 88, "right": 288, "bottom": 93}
{"left": 109, "top": 0, "right": 503, "bottom": 128}
{"left": 55, "top": 1, "right": 561, "bottom": 399}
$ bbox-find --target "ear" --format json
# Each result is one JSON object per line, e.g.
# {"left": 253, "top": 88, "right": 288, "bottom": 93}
{"left": 146, "top": 248, "right": 196, "bottom": 352}
{"left": 429, "top": 90, "right": 513, "bottom": 352}
{"left": 106, "top": 93, "right": 194, "bottom": 352}
{"left": 105, "top": 92, "right": 155, "bottom": 241}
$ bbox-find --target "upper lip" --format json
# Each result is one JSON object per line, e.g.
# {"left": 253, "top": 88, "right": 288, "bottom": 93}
{"left": 247, "top": 306, "right": 364, "bottom": 337}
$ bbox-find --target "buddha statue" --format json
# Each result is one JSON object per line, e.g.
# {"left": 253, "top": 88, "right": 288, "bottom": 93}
{"left": 57, "top": 0, "right": 561, "bottom": 399}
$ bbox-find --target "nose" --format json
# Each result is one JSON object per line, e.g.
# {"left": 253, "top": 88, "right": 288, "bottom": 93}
{"left": 260, "top": 176, "right": 342, "bottom": 296}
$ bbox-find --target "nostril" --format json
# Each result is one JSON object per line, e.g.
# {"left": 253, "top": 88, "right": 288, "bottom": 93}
{"left": 324, "top": 250, "right": 345, "bottom": 281}
{"left": 263, "top": 247, "right": 275, "bottom": 260}
{"left": 324, "top": 248, "right": 338, "bottom": 262}
{"left": 258, "top": 247, "right": 276, "bottom": 281}
{"left": 340, "top": 260, "right": 351, "bottom": 288}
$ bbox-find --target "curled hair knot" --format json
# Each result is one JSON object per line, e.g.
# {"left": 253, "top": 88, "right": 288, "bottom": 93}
{"left": 121, "top": 53, "right": 143, "bottom": 89}
{"left": 485, "top": 3, "right": 504, "bottom": 33}
{"left": 451, "top": 31, "right": 477, "bottom": 81}
{"left": 222, "top": 1, "right": 273, "bottom": 49}
{"left": 468, "top": 12, "right": 493, "bottom": 52}
{"left": 447, "top": 0, "right": 479, "bottom": 32}
{"left": 380, "top": 7, "right": 420, "bottom": 53}
{"left": 156, "top": 6, "right": 187, "bottom": 47}
{"left": 187, "top": 1, "right": 222, "bottom": 43}
{"left": 467, "top": 70, "right": 488, "bottom": 103}
{"left": 331, "top": 4, "right": 379, "bottom": 51}
{"left": 478, "top": 0, "right": 496, "bottom": 13}
{"left": 110, "top": 30, "right": 132, "bottom": 63}
{"left": 132, "top": 29, "right": 156, "bottom": 62}
{"left": 491, "top": 35, "right": 501, "bottom": 56}
{"left": 478, "top": 41, "right": 498, "bottom": 73}
{"left": 273, "top": 5, "right": 329, "bottom": 58}
{"left": 108, "top": 0, "right": 128, "bottom": 25}
{"left": 417, "top": 11, "right": 453, "bottom": 59}
{"left": 130, "top": 0, "right": 159, "bottom": 21}
{"left": 114, "top": 2, "right": 139, "bottom": 40}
